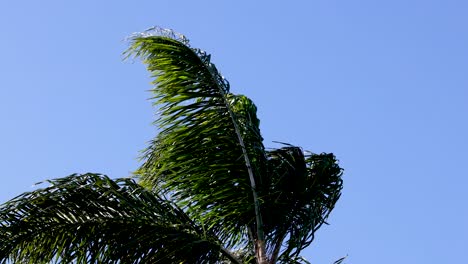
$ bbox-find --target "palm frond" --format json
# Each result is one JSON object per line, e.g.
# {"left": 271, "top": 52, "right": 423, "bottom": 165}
{"left": 261, "top": 146, "right": 343, "bottom": 261}
{"left": 0, "top": 27, "right": 345, "bottom": 264}
{"left": 126, "top": 28, "right": 267, "bottom": 248}
{"left": 0, "top": 174, "right": 237, "bottom": 264}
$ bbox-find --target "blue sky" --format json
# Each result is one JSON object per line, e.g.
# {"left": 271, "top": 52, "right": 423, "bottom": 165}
{"left": 1, "top": 1, "right": 467, "bottom": 263}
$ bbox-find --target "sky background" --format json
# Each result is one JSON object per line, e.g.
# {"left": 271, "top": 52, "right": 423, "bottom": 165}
{"left": 1, "top": 1, "right": 467, "bottom": 263}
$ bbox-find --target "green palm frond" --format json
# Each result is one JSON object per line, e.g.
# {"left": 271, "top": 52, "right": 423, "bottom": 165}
{"left": 0, "top": 174, "right": 238, "bottom": 264}
{"left": 126, "top": 28, "right": 267, "bottom": 248}
{"left": 0, "top": 27, "right": 345, "bottom": 264}
{"left": 262, "top": 146, "right": 343, "bottom": 261}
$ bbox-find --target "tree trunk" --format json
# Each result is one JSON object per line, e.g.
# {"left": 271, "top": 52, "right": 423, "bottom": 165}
{"left": 256, "top": 239, "right": 268, "bottom": 264}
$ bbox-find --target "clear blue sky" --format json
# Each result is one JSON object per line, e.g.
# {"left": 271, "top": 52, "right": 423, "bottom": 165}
{"left": 1, "top": 1, "right": 467, "bottom": 263}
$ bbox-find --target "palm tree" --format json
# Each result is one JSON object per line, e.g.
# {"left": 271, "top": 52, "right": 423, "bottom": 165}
{"left": 0, "top": 27, "right": 343, "bottom": 264}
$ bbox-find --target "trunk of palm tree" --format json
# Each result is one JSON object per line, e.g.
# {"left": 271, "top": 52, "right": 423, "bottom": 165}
{"left": 256, "top": 239, "right": 268, "bottom": 264}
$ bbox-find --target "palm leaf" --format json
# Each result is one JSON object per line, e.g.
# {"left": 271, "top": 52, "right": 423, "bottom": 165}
{"left": 261, "top": 146, "right": 343, "bottom": 261}
{"left": 1, "top": 27, "right": 345, "bottom": 264}
{"left": 0, "top": 173, "right": 240, "bottom": 264}
{"left": 126, "top": 27, "right": 267, "bottom": 248}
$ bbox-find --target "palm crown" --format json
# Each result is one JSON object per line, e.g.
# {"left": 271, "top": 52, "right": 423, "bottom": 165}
{"left": 0, "top": 27, "right": 343, "bottom": 264}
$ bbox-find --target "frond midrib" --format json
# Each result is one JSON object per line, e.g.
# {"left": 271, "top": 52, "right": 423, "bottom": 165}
{"left": 180, "top": 42, "right": 266, "bottom": 245}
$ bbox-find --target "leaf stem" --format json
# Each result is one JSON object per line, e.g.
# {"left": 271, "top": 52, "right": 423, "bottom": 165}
{"left": 194, "top": 49, "right": 267, "bottom": 263}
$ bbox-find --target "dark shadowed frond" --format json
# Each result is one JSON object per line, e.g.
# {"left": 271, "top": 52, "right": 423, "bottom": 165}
{"left": 333, "top": 255, "right": 347, "bottom": 264}
{"left": 126, "top": 29, "right": 267, "bottom": 248}
{"left": 0, "top": 174, "right": 240, "bottom": 264}
{"left": 260, "top": 146, "right": 343, "bottom": 262}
